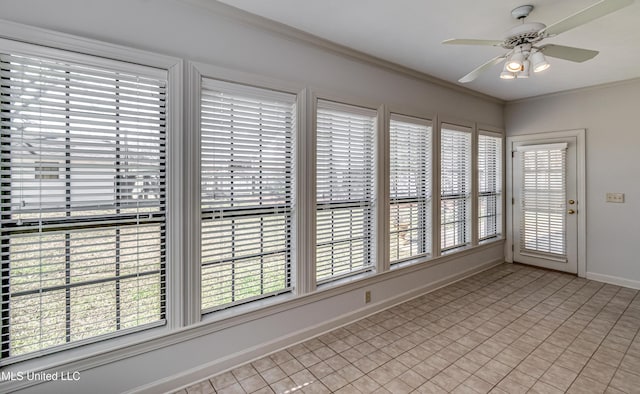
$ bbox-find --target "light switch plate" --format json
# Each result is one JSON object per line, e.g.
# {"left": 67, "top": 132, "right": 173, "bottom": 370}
{"left": 606, "top": 192, "right": 624, "bottom": 203}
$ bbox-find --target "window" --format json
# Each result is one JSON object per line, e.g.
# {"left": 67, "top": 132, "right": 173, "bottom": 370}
{"left": 389, "top": 114, "right": 432, "bottom": 264}
{"left": 1, "top": 49, "right": 167, "bottom": 360}
{"left": 316, "top": 100, "right": 376, "bottom": 283}
{"left": 518, "top": 143, "right": 567, "bottom": 257}
{"left": 478, "top": 132, "right": 503, "bottom": 242}
{"left": 440, "top": 124, "right": 472, "bottom": 252}
{"left": 200, "top": 79, "right": 295, "bottom": 313}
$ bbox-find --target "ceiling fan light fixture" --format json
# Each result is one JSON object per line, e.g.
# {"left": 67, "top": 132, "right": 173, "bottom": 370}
{"left": 506, "top": 49, "right": 524, "bottom": 72}
{"left": 531, "top": 51, "right": 550, "bottom": 73}
{"left": 444, "top": 0, "right": 635, "bottom": 84}
{"left": 500, "top": 71, "right": 516, "bottom": 79}
{"left": 500, "top": 63, "right": 516, "bottom": 79}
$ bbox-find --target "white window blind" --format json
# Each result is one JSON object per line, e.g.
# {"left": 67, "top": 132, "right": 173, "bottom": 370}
{"left": 389, "top": 114, "right": 432, "bottom": 264}
{"left": 0, "top": 50, "right": 167, "bottom": 360}
{"left": 200, "top": 79, "right": 294, "bottom": 313}
{"left": 519, "top": 144, "right": 567, "bottom": 258}
{"left": 316, "top": 100, "right": 376, "bottom": 283}
{"left": 478, "top": 132, "right": 502, "bottom": 242}
{"left": 440, "top": 124, "right": 471, "bottom": 252}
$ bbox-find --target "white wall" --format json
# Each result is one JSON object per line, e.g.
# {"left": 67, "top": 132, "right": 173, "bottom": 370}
{"left": 0, "top": 1, "right": 505, "bottom": 393}
{"left": 0, "top": 0, "right": 502, "bottom": 124}
{"left": 505, "top": 79, "right": 640, "bottom": 289}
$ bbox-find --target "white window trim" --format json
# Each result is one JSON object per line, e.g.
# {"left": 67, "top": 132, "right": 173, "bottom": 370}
{"left": 0, "top": 20, "right": 183, "bottom": 390}
{"left": 477, "top": 126, "right": 506, "bottom": 245}
{"left": 436, "top": 117, "right": 475, "bottom": 256}
{"left": 199, "top": 80, "right": 296, "bottom": 313}
{"left": 1, "top": 45, "right": 169, "bottom": 364}
{"left": 312, "top": 94, "right": 381, "bottom": 288}
{"left": 377, "top": 106, "right": 389, "bottom": 273}
{"left": 387, "top": 112, "right": 435, "bottom": 267}
{"left": 186, "top": 62, "right": 306, "bottom": 324}
{"left": 296, "top": 88, "right": 315, "bottom": 294}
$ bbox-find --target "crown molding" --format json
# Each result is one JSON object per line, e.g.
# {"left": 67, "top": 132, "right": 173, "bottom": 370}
{"left": 506, "top": 76, "right": 640, "bottom": 105}
{"left": 177, "top": 0, "right": 504, "bottom": 105}
{"left": 0, "top": 19, "right": 180, "bottom": 69}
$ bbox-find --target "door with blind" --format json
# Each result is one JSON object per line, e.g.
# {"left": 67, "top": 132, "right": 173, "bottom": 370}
{"left": 512, "top": 137, "right": 578, "bottom": 273}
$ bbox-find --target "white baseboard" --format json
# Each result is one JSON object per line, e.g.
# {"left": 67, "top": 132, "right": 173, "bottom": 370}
{"left": 586, "top": 272, "right": 640, "bottom": 290}
{"left": 137, "top": 258, "right": 504, "bottom": 394}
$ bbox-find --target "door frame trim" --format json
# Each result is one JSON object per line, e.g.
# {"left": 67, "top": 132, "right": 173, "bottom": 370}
{"left": 505, "top": 129, "right": 586, "bottom": 277}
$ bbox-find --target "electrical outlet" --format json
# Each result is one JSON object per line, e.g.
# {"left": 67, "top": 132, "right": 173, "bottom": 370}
{"left": 365, "top": 291, "right": 371, "bottom": 304}
{"left": 606, "top": 192, "right": 625, "bottom": 203}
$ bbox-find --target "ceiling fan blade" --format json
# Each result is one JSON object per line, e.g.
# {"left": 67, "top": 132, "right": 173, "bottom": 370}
{"left": 442, "top": 38, "right": 503, "bottom": 46}
{"left": 458, "top": 55, "right": 506, "bottom": 83}
{"left": 540, "top": 0, "right": 633, "bottom": 36}
{"left": 539, "top": 44, "right": 599, "bottom": 62}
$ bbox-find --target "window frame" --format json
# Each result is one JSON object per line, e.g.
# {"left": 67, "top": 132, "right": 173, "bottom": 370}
{"left": 186, "top": 63, "right": 305, "bottom": 323}
{"left": 0, "top": 36, "right": 182, "bottom": 367}
{"left": 1, "top": 48, "right": 169, "bottom": 360}
{"left": 388, "top": 113, "right": 434, "bottom": 266}
{"left": 437, "top": 120, "right": 474, "bottom": 255}
{"left": 198, "top": 78, "right": 296, "bottom": 314}
{"left": 314, "top": 98, "right": 378, "bottom": 285}
{"left": 477, "top": 128, "right": 505, "bottom": 244}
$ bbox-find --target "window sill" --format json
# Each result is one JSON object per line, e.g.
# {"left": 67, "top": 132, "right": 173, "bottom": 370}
{"left": 316, "top": 268, "right": 376, "bottom": 292}
{"left": 479, "top": 235, "right": 504, "bottom": 245}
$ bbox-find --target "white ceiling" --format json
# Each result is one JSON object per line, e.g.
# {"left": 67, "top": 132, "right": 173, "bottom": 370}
{"left": 216, "top": 0, "right": 640, "bottom": 101}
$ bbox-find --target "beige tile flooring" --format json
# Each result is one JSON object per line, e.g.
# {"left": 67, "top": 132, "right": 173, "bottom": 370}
{"left": 177, "top": 264, "right": 640, "bottom": 394}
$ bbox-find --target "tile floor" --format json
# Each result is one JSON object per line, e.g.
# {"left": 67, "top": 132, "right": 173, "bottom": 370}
{"left": 177, "top": 264, "right": 640, "bottom": 393}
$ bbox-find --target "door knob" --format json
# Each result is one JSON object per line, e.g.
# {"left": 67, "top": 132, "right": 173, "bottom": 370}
{"left": 567, "top": 209, "right": 575, "bottom": 214}
{"left": 568, "top": 200, "right": 575, "bottom": 205}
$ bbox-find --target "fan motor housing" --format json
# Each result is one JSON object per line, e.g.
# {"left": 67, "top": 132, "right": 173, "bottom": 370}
{"left": 503, "top": 22, "right": 546, "bottom": 48}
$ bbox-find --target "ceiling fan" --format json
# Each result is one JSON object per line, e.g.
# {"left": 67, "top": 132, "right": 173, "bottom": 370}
{"left": 443, "top": 0, "right": 634, "bottom": 83}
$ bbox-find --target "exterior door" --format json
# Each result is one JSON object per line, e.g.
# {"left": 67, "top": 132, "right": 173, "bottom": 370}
{"left": 512, "top": 136, "right": 578, "bottom": 273}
